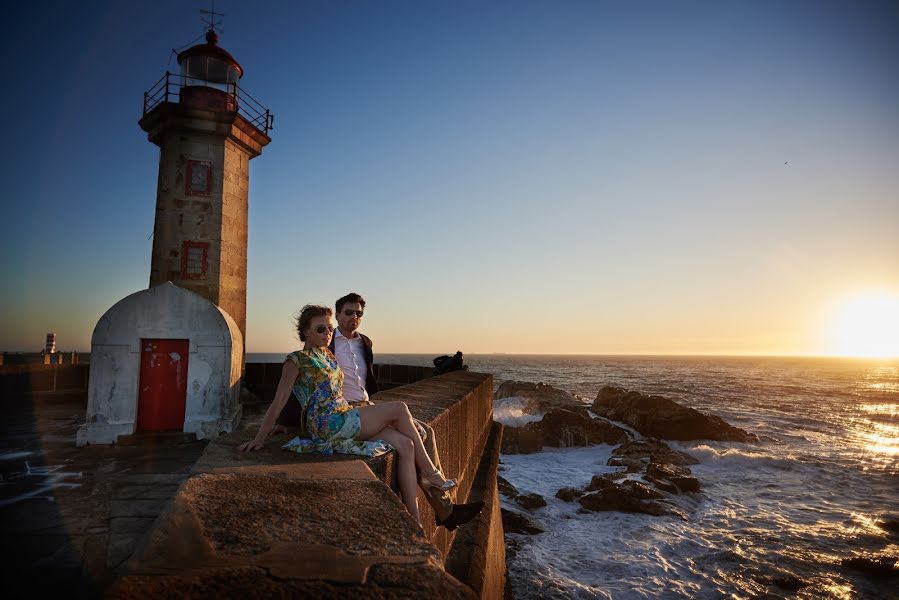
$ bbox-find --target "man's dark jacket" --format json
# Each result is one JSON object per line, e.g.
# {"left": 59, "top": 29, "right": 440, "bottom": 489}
{"left": 275, "top": 332, "right": 378, "bottom": 428}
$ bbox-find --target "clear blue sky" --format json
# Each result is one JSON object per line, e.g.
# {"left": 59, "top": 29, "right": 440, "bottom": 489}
{"left": 1, "top": 1, "right": 897, "bottom": 355}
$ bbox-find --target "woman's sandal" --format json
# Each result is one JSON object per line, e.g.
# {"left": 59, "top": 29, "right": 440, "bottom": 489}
{"left": 419, "top": 469, "right": 457, "bottom": 492}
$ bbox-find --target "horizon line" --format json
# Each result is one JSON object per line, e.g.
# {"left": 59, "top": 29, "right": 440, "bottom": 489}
{"left": 3, "top": 350, "right": 897, "bottom": 360}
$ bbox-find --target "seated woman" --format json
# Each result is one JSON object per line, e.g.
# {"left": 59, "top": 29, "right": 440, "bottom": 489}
{"left": 237, "top": 304, "right": 456, "bottom": 526}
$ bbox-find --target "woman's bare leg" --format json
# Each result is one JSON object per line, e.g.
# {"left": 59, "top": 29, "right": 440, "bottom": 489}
{"left": 357, "top": 403, "right": 446, "bottom": 482}
{"left": 372, "top": 427, "right": 420, "bottom": 524}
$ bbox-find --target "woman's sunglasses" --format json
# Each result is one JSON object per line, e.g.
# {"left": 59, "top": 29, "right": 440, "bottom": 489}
{"left": 343, "top": 309, "right": 364, "bottom": 317}
{"left": 314, "top": 324, "right": 335, "bottom": 334}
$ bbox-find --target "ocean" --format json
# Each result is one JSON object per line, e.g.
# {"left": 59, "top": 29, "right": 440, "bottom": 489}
{"left": 248, "top": 353, "right": 898, "bottom": 599}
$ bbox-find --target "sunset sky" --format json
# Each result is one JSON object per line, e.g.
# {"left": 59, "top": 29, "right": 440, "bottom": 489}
{"left": 1, "top": 0, "right": 897, "bottom": 356}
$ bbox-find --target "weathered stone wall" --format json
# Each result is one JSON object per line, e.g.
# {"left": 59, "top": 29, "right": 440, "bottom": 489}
{"left": 369, "top": 372, "right": 494, "bottom": 552}
{"left": 217, "top": 138, "right": 250, "bottom": 347}
{"left": 0, "top": 351, "right": 84, "bottom": 367}
{"left": 115, "top": 370, "right": 505, "bottom": 599}
{"left": 140, "top": 104, "right": 269, "bottom": 349}
{"left": 0, "top": 363, "right": 90, "bottom": 397}
{"left": 445, "top": 421, "right": 505, "bottom": 600}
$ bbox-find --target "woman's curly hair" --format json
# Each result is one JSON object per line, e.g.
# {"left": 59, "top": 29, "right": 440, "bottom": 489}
{"left": 295, "top": 304, "right": 332, "bottom": 342}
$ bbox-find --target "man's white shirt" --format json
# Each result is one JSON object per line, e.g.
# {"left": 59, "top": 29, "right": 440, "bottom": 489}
{"left": 333, "top": 328, "right": 369, "bottom": 404}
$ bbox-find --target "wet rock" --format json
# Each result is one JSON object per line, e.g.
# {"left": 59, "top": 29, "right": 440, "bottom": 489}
{"left": 538, "top": 408, "right": 628, "bottom": 448}
{"left": 501, "top": 508, "right": 545, "bottom": 535}
{"left": 841, "top": 553, "right": 898, "bottom": 576}
{"left": 770, "top": 574, "right": 811, "bottom": 591}
{"left": 516, "top": 493, "right": 547, "bottom": 510}
{"left": 495, "top": 380, "right": 583, "bottom": 412}
{"left": 621, "top": 480, "right": 664, "bottom": 500}
{"left": 555, "top": 487, "right": 584, "bottom": 502}
{"left": 505, "top": 537, "right": 524, "bottom": 562}
{"left": 876, "top": 517, "right": 899, "bottom": 533}
{"left": 501, "top": 406, "right": 628, "bottom": 455}
{"left": 586, "top": 474, "right": 618, "bottom": 492}
{"left": 593, "top": 385, "right": 757, "bottom": 442}
{"left": 607, "top": 438, "right": 698, "bottom": 472}
{"left": 577, "top": 487, "right": 670, "bottom": 517}
{"left": 645, "top": 462, "right": 700, "bottom": 493}
{"left": 586, "top": 476, "right": 662, "bottom": 500}
{"left": 497, "top": 476, "right": 520, "bottom": 499}
{"left": 500, "top": 425, "right": 544, "bottom": 454}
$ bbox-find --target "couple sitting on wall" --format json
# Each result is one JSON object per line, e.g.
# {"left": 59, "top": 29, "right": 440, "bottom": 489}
{"left": 238, "top": 293, "right": 483, "bottom": 530}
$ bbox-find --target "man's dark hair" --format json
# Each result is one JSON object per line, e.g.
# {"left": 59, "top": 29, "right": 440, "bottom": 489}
{"left": 335, "top": 292, "right": 366, "bottom": 314}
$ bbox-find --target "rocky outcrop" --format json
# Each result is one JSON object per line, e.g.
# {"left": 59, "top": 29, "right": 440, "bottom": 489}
{"left": 840, "top": 553, "right": 898, "bottom": 576}
{"left": 495, "top": 380, "right": 584, "bottom": 411}
{"left": 497, "top": 475, "right": 520, "bottom": 500}
{"left": 500, "top": 426, "right": 544, "bottom": 455}
{"left": 587, "top": 476, "right": 663, "bottom": 500}
{"left": 498, "top": 382, "right": 630, "bottom": 455}
{"left": 540, "top": 408, "right": 629, "bottom": 447}
{"left": 876, "top": 517, "right": 899, "bottom": 533}
{"left": 756, "top": 573, "right": 811, "bottom": 591}
{"left": 577, "top": 483, "right": 671, "bottom": 517}
{"left": 515, "top": 493, "right": 546, "bottom": 510}
{"left": 607, "top": 438, "right": 699, "bottom": 472}
{"left": 497, "top": 476, "right": 546, "bottom": 510}
{"left": 592, "top": 386, "right": 757, "bottom": 442}
{"left": 555, "top": 487, "right": 584, "bottom": 502}
{"left": 645, "top": 462, "right": 700, "bottom": 494}
{"left": 551, "top": 438, "right": 701, "bottom": 519}
{"left": 501, "top": 508, "right": 545, "bottom": 535}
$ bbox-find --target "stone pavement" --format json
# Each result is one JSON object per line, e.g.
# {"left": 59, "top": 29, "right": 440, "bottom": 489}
{"left": 0, "top": 394, "right": 206, "bottom": 598}
{"left": 107, "top": 402, "right": 483, "bottom": 598}
{"left": 1, "top": 371, "right": 503, "bottom": 598}
{"left": 108, "top": 474, "right": 476, "bottom": 599}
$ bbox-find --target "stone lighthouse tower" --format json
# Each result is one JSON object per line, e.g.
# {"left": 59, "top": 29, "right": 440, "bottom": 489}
{"left": 77, "top": 27, "right": 272, "bottom": 446}
{"left": 139, "top": 29, "right": 272, "bottom": 348}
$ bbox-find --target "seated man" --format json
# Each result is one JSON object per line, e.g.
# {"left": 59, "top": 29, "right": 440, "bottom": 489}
{"left": 275, "top": 292, "right": 483, "bottom": 531}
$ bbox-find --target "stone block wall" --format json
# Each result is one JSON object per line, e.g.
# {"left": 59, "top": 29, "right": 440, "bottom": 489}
{"left": 119, "top": 369, "right": 504, "bottom": 599}
{"left": 0, "top": 363, "right": 90, "bottom": 398}
{"left": 0, "top": 352, "right": 84, "bottom": 367}
{"left": 216, "top": 138, "right": 250, "bottom": 345}
{"left": 148, "top": 134, "right": 226, "bottom": 296}
{"left": 140, "top": 104, "right": 269, "bottom": 350}
{"left": 366, "top": 372, "right": 495, "bottom": 558}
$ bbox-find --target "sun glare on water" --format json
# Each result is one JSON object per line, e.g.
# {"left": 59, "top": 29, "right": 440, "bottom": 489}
{"left": 830, "top": 292, "right": 899, "bottom": 358}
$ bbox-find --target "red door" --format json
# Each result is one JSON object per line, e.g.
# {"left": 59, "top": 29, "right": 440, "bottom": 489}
{"left": 137, "top": 339, "right": 189, "bottom": 431}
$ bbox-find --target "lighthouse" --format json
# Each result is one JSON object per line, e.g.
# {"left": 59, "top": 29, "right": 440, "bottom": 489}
{"left": 77, "top": 26, "right": 272, "bottom": 446}
{"left": 139, "top": 29, "right": 272, "bottom": 348}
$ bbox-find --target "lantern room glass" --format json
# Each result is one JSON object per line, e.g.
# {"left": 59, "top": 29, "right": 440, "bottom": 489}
{"left": 180, "top": 56, "right": 240, "bottom": 93}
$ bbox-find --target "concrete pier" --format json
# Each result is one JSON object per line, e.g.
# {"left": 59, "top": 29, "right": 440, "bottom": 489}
{"left": 110, "top": 370, "right": 504, "bottom": 598}
{"left": 0, "top": 367, "right": 505, "bottom": 598}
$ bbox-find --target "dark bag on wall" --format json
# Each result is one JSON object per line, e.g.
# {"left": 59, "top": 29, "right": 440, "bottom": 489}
{"left": 433, "top": 351, "right": 468, "bottom": 375}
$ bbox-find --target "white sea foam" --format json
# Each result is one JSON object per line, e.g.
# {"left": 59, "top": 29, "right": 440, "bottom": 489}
{"left": 0, "top": 451, "right": 34, "bottom": 461}
{"left": 493, "top": 396, "right": 545, "bottom": 428}
{"left": 678, "top": 443, "right": 774, "bottom": 463}
{"left": 367, "top": 353, "right": 899, "bottom": 597}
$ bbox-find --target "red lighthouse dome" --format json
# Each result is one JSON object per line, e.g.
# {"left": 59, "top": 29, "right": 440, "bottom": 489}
{"left": 176, "top": 30, "right": 242, "bottom": 112}
{"left": 177, "top": 30, "right": 243, "bottom": 84}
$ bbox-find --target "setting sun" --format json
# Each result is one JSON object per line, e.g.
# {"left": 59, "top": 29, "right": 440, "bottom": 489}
{"left": 830, "top": 292, "right": 899, "bottom": 358}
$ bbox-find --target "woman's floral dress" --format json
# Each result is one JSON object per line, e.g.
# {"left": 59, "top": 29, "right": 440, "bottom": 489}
{"left": 281, "top": 347, "right": 390, "bottom": 457}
